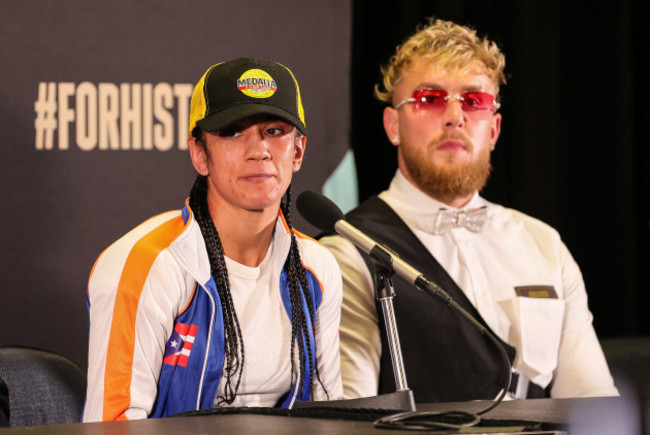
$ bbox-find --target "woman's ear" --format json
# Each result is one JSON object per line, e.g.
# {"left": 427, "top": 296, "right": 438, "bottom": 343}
{"left": 188, "top": 136, "right": 209, "bottom": 176}
{"left": 292, "top": 134, "right": 307, "bottom": 172}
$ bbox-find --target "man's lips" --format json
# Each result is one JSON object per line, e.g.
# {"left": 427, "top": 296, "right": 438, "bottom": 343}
{"left": 435, "top": 139, "right": 468, "bottom": 152}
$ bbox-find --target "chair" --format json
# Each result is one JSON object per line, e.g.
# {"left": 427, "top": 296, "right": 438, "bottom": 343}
{"left": 600, "top": 336, "right": 650, "bottom": 398}
{"left": 0, "top": 346, "right": 87, "bottom": 427}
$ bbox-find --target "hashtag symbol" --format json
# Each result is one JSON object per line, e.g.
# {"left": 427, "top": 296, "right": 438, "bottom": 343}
{"left": 34, "top": 82, "right": 58, "bottom": 150}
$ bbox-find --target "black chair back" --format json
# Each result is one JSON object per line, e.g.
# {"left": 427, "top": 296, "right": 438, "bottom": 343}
{"left": 0, "top": 346, "right": 87, "bottom": 427}
{"left": 600, "top": 336, "right": 650, "bottom": 398}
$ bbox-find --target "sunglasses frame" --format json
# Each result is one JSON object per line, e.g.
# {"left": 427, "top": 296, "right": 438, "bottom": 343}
{"left": 394, "top": 89, "right": 501, "bottom": 113}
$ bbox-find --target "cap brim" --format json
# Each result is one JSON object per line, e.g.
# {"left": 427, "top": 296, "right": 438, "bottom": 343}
{"left": 196, "top": 103, "right": 307, "bottom": 135}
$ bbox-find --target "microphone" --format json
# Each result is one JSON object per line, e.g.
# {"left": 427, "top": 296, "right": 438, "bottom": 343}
{"left": 296, "top": 191, "right": 448, "bottom": 300}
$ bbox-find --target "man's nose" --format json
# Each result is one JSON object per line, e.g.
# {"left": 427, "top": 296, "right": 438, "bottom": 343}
{"left": 441, "top": 97, "right": 465, "bottom": 129}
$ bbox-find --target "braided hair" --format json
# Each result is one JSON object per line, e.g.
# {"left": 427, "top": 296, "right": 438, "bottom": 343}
{"left": 189, "top": 128, "right": 328, "bottom": 404}
{"left": 280, "top": 184, "right": 329, "bottom": 402}
{"left": 189, "top": 174, "right": 244, "bottom": 404}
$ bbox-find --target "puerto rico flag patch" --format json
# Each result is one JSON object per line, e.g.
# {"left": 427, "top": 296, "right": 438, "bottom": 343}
{"left": 163, "top": 323, "right": 198, "bottom": 367}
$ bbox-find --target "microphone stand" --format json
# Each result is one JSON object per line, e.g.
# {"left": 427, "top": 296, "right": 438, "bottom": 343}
{"left": 292, "top": 253, "right": 416, "bottom": 412}
{"left": 374, "top": 253, "right": 409, "bottom": 393}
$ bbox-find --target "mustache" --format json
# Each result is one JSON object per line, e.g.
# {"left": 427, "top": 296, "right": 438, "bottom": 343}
{"left": 430, "top": 131, "right": 473, "bottom": 150}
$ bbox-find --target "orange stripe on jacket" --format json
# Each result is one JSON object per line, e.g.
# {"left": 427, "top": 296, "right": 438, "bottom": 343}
{"left": 102, "top": 215, "right": 187, "bottom": 421}
{"left": 88, "top": 211, "right": 183, "bottom": 301}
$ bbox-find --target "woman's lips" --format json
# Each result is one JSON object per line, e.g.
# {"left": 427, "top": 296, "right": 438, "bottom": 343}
{"left": 242, "top": 173, "right": 274, "bottom": 183}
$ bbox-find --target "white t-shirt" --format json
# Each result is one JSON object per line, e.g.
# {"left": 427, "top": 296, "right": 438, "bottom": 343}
{"left": 215, "top": 232, "right": 343, "bottom": 407}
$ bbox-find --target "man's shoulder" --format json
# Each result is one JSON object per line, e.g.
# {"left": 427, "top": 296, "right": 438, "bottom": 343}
{"left": 293, "top": 229, "right": 341, "bottom": 272}
{"left": 347, "top": 194, "right": 385, "bottom": 213}
{"left": 488, "top": 201, "right": 561, "bottom": 239}
{"left": 344, "top": 195, "right": 395, "bottom": 225}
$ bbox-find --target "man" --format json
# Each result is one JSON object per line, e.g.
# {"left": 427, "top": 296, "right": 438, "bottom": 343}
{"left": 84, "top": 58, "right": 343, "bottom": 421}
{"left": 321, "top": 19, "right": 618, "bottom": 402}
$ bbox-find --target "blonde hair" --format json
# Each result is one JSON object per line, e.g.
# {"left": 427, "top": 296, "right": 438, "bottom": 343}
{"left": 375, "top": 18, "right": 506, "bottom": 104}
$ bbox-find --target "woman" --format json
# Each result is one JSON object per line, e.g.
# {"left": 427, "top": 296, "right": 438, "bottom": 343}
{"left": 83, "top": 58, "right": 343, "bottom": 421}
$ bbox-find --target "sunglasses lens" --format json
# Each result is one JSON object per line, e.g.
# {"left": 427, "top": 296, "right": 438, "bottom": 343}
{"left": 413, "top": 90, "right": 447, "bottom": 110}
{"left": 460, "top": 92, "right": 495, "bottom": 112}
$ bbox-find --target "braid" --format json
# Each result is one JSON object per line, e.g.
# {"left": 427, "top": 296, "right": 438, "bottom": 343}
{"left": 189, "top": 175, "right": 245, "bottom": 405}
{"left": 282, "top": 185, "right": 329, "bottom": 400}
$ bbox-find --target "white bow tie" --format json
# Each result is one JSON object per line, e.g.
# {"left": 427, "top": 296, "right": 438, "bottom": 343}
{"left": 432, "top": 206, "right": 488, "bottom": 235}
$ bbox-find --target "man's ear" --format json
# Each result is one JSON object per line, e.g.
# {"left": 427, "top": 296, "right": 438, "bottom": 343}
{"left": 292, "top": 134, "right": 307, "bottom": 172}
{"left": 188, "top": 136, "right": 209, "bottom": 176}
{"left": 383, "top": 106, "right": 400, "bottom": 146}
{"left": 490, "top": 113, "right": 502, "bottom": 150}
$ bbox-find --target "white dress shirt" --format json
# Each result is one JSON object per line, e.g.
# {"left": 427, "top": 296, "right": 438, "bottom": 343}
{"left": 321, "top": 170, "right": 618, "bottom": 400}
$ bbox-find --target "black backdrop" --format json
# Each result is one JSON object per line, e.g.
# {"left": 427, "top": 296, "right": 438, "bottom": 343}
{"left": 351, "top": 0, "right": 649, "bottom": 338}
{"left": 0, "top": 0, "right": 351, "bottom": 369}
{"left": 0, "top": 0, "right": 647, "bottom": 372}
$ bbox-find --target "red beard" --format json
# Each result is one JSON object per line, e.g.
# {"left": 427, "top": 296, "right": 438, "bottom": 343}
{"left": 401, "top": 131, "right": 492, "bottom": 202}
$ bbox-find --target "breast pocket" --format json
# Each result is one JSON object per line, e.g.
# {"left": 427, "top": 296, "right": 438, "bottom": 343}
{"left": 500, "top": 296, "right": 565, "bottom": 381}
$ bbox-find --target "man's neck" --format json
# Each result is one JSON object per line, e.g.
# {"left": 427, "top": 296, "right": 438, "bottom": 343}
{"left": 435, "top": 193, "right": 474, "bottom": 209}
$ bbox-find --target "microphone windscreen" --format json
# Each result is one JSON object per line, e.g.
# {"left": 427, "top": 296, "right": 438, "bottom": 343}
{"left": 296, "top": 191, "right": 345, "bottom": 233}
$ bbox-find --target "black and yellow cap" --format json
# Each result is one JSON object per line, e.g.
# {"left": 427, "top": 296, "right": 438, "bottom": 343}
{"left": 189, "top": 58, "right": 307, "bottom": 136}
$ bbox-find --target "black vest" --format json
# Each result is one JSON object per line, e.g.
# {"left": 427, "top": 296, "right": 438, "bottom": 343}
{"left": 345, "top": 196, "right": 518, "bottom": 403}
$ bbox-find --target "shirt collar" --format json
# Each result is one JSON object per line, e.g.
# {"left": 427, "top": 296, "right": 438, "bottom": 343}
{"left": 380, "top": 170, "right": 487, "bottom": 234}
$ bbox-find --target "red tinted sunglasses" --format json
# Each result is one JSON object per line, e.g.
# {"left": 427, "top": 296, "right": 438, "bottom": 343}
{"left": 395, "top": 89, "right": 500, "bottom": 115}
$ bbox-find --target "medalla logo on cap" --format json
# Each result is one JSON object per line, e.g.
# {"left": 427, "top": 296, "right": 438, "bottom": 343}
{"left": 237, "top": 69, "right": 277, "bottom": 98}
